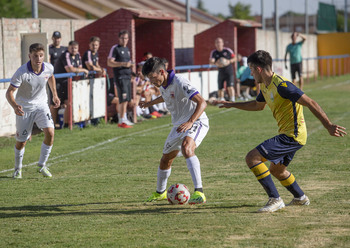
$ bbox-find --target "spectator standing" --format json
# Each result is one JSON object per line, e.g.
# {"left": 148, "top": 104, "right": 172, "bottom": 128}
{"left": 107, "top": 30, "right": 134, "bottom": 128}
{"left": 53, "top": 40, "right": 89, "bottom": 127}
{"left": 48, "top": 31, "right": 67, "bottom": 66}
{"left": 284, "top": 32, "right": 307, "bottom": 90}
{"left": 6, "top": 43, "right": 60, "bottom": 178}
{"left": 209, "top": 37, "right": 239, "bottom": 102}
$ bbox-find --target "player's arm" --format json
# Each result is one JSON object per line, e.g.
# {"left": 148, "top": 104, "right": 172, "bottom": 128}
{"left": 5, "top": 85, "right": 24, "bottom": 116}
{"left": 217, "top": 100, "right": 266, "bottom": 111}
{"left": 177, "top": 93, "right": 207, "bottom": 133}
{"left": 297, "top": 94, "right": 346, "bottom": 137}
{"left": 47, "top": 75, "right": 61, "bottom": 108}
{"left": 139, "top": 96, "right": 164, "bottom": 109}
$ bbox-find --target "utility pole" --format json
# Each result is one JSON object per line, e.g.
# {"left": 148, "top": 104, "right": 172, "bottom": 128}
{"left": 186, "top": 0, "right": 191, "bottom": 23}
{"left": 305, "top": 0, "right": 309, "bottom": 34}
{"left": 261, "top": 0, "right": 265, "bottom": 30}
{"left": 32, "top": 0, "right": 38, "bottom": 18}
{"left": 275, "top": 0, "right": 279, "bottom": 59}
{"left": 345, "top": 0, "right": 348, "bottom": 32}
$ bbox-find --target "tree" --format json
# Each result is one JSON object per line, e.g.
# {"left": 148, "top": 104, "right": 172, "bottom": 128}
{"left": 0, "top": 0, "right": 31, "bottom": 18}
{"left": 196, "top": 0, "right": 208, "bottom": 13}
{"left": 228, "top": 1, "right": 253, "bottom": 20}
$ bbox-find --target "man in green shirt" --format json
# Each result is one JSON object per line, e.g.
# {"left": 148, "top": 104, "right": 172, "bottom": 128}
{"left": 284, "top": 32, "right": 306, "bottom": 90}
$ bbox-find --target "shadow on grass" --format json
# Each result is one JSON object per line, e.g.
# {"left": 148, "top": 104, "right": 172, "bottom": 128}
{"left": 0, "top": 201, "right": 257, "bottom": 218}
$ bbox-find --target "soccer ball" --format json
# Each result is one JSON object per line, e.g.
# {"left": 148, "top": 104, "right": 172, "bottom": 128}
{"left": 167, "top": 183, "right": 190, "bottom": 205}
{"left": 217, "top": 57, "right": 230, "bottom": 67}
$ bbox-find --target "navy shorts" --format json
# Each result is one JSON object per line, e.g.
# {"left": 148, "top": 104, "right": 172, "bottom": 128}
{"left": 256, "top": 134, "right": 303, "bottom": 166}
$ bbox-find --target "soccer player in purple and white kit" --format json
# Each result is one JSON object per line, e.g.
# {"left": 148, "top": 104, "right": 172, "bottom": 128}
{"left": 6, "top": 43, "right": 60, "bottom": 179}
{"left": 140, "top": 57, "right": 209, "bottom": 204}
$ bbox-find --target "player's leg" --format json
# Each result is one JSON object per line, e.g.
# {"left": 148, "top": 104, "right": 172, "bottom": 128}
{"left": 146, "top": 150, "right": 179, "bottom": 202}
{"left": 13, "top": 141, "right": 26, "bottom": 179}
{"left": 182, "top": 119, "right": 209, "bottom": 204}
{"left": 36, "top": 107, "right": 55, "bottom": 177}
{"left": 270, "top": 162, "right": 309, "bottom": 206}
{"left": 13, "top": 113, "right": 35, "bottom": 179}
{"left": 246, "top": 148, "right": 285, "bottom": 212}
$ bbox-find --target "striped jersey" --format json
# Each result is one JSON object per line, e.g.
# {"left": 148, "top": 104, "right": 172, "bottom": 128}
{"left": 256, "top": 73, "right": 307, "bottom": 145}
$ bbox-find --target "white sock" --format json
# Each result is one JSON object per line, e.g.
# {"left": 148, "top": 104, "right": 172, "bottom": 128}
{"left": 230, "top": 96, "right": 235, "bottom": 102}
{"left": 14, "top": 146, "right": 25, "bottom": 170}
{"left": 38, "top": 143, "right": 52, "bottom": 167}
{"left": 220, "top": 97, "right": 225, "bottom": 101}
{"left": 186, "top": 156, "right": 202, "bottom": 189}
{"left": 156, "top": 167, "right": 171, "bottom": 193}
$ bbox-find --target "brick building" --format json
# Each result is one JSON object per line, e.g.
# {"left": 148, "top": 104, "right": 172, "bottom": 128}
{"left": 74, "top": 8, "right": 180, "bottom": 79}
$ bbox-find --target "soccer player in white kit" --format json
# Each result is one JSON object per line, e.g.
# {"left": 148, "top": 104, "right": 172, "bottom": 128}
{"left": 140, "top": 57, "right": 209, "bottom": 204}
{"left": 6, "top": 43, "right": 60, "bottom": 179}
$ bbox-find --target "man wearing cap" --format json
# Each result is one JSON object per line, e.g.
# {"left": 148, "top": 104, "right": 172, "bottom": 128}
{"left": 49, "top": 31, "right": 67, "bottom": 67}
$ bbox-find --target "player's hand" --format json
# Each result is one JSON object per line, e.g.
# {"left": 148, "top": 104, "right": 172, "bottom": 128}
{"left": 328, "top": 124, "right": 347, "bottom": 137}
{"left": 176, "top": 121, "right": 193, "bottom": 133}
{"left": 14, "top": 104, "right": 24, "bottom": 116}
{"left": 212, "top": 100, "right": 233, "bottom": 108}
{"left": 139, "top": 100, "right": 150, "bottom": 109}
{"left": 52, "top": 96, "right": 61, "bottom": 108}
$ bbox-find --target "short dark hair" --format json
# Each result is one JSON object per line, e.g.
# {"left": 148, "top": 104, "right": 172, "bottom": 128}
{"left": 142, "top": 57, "right": 166, "bottom": 76}
{"left": 247, "top": 50, "right": 272, "bottom": 70}
{"left": 119, "top": 30, "right": 129, "bottom": 37}
{"left": 29, "top": 43, "right": 45, "bottom": 53}
{"left": 69, "top": 40, "right": 79, "bottom": 46}
{"left": 90, "top": 36, "right": 100, "bottom": 43}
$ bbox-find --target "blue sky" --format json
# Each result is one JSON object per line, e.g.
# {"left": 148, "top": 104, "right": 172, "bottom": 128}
{"left": 178, "top": 0, "right": 345, "bottom": 18}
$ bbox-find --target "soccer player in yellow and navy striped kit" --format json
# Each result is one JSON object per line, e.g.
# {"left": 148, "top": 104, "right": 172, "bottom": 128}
{"left": 217, "top": 50, "right": 347, "bottom": 213}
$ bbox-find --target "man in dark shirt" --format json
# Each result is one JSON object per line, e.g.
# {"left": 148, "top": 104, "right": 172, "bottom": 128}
{"left": 48, "top": 31, "right": 67, "bottom": 66}
{"left": 82, "top": 36, "right": 105, "bottom": 77}
{"left": 209, "top": 38, "right": 237, "bottom": 102}
{"left": 107, "top": 30, "right": 134, "bottom": 128}
{"left": 52, "top": 40, "right": 88, "bottom": 127}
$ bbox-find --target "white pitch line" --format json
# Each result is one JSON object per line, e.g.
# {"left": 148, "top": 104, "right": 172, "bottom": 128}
{"left": 0, "top": 123, "right": 172, "bottom": 174}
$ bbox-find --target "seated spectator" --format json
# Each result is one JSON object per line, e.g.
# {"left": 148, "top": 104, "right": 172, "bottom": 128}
{"left": 134, "top": 63, "right": 163, "bottom": 119}
{"left": 236, "top": 56, "right": 260, "bottom": 100}
{"left": 53, "top": 40, "right": 89, "bottom": 128}
{"left": 82, "top": 36, "right": 106, "bottom": 77}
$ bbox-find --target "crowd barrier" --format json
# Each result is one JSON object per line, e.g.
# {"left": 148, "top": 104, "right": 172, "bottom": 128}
{"left": 1, "top": 54, "right": 349, "bottom": 137}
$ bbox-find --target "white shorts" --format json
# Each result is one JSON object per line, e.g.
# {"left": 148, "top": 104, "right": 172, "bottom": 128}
{"left": 163, "top": 118, "right": 209, "bottom": 154}
{"left": 16, "top": 106, "right": 54, "bottom": 142}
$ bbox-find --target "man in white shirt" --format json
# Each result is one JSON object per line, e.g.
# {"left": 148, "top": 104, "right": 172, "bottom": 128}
{"left": 6, "top": 43, "right": 60, "bottom": 179}
{"left": 140, "top": 57, "right": 209, "bottom": 204}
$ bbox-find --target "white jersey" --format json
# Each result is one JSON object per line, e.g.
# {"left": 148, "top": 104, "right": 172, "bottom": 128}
{"left": 11, "top": 61, "right": 54, "bottom": 112}
{"left": 160, "top": 70, "right": 208, "bottom": 127}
